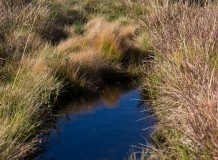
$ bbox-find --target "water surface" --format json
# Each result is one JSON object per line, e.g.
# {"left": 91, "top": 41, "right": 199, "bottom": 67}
{"left": 38, "top": 87, "right": 155, "bottom": 160}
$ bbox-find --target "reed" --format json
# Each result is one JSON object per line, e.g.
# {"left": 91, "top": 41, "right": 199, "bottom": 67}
{"left": 140, "top": 0, "right": 218, "bottom": 159}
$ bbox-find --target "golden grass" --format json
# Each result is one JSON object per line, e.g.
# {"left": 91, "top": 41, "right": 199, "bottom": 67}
{"left": 0, "top": 0, "right": 214, "bottom": 159}
{"left": 0, "top": 0, "right": 70, "bottom": 158}
{"left": 0, "top": 0, "right": 149, "bottom": 159}
{"left": 49, "top": 17, "right": 146, "bottom": 92}
{"left": 0, "top": 60, "right": 62, "bottom": 159}
{"left": 85, "top": 17, "right": 139, "bottom": 62}
{"left": 57, "top": 17, "right": 142, "bottom": 62}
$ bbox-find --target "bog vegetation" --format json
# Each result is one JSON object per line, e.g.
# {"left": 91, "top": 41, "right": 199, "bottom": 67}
{"left": 0, "top": 0, "right": 217, "bottom": 159}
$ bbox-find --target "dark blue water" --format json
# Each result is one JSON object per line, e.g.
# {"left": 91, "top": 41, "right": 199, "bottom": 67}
{"left": 37, "top": 88, "right": 155, "bottom": 160}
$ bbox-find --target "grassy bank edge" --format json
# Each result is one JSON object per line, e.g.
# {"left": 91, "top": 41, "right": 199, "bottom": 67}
{"left": 0, "top": 0, "right": 151, "bottom": 159}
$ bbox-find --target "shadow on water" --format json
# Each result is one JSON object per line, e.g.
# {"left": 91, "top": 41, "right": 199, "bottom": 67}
{"left": 36, "top": 83, "right": 155, "bottom": 160}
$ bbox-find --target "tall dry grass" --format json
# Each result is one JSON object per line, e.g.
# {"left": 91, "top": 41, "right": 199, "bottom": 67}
{"left": 0, "top": 0, "right": 150, "bottom": 159}
{"left": 0, "top": 14, "right": 146, "bottom": 158}
{"left": 0, "top": 0, "right": 81, "bottom": 61}
{"left": 0, "top": 59, "right": 62, "bottom": 159}
{"left": 48, "top": 17, "right": 146, "bottom": 92}
{"left": 141, "top": 0, "right": 218, "bottom": 159}
{"left": 0, "top": 0, "right": 65, "bottom": 158}
{"left": 0, "top": 0, "right": 51, "bottom": 59}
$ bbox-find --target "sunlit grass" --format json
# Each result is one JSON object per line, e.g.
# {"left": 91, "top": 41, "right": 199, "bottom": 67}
{"left": 140, "top": 0, "right": 218, "bottom": 159}
{"left": 0, "top": 60, "right": 62, "bottom": 159}
{"left": 0, "top": 1, "right": 148, "bottom": 158}
{"left": 3, "top": 0, "right": 217, "bottom": 159}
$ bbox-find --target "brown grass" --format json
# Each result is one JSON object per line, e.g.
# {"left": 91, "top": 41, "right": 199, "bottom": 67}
{"left": 141, "top": 0, "right": 218, "bottom": 159}
{"left": 0, "top": 59, "right": 62, "bottom": 159}
{"left": 49, "top": 17, "right": 146, "bottom": 92}
{"left": 85, "top": 17, "right": 142, "bottom": 62}
{"left": 0, "top": 0, "right": 52, "bottom": 59}
{"left": 0, "top": 0, "right": 149, "bottom": 159}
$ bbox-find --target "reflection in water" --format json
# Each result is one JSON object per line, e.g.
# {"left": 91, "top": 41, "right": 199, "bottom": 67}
{"left": 37, "top": 86, "right": 155, "bottom": 160}
{"left": 58, "top": 84, "right": 135, "bottom": 115}
{"left": 101, "top": 86, "right": 129, "bottom": 107}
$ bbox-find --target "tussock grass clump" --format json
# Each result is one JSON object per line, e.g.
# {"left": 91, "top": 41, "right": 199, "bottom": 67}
{"left": 0, "top": 0, "right": 148, "bottom": 159}
{"left": 44, "top": 47, "right": 118, "bottom": 92}
{"left": 140, "top": 1, "right": 218, "bottom": 159}
{"left": 48, "top": 17, "right": 146, "bottom": 91}
{"left": 85, "top": 17, "right": 131, "bottom": 61}
{"left": 0, "top": 60, "right": 62, "bottom": 159}
{"left": 0, "top": 1, "right": 63, "bottom": 158}
{"left": 0, "top": 0, "right": 51, "bottom": 59}
{"left": 83, "top": 17, "right": 147, "bottom": 65}
{"left": 0, "top": 0, "right": 83, "bottom": 60}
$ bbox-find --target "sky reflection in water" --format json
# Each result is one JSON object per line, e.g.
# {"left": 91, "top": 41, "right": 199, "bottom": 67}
{"left": 38, "top": 86, "right": 155, "bottom": 160}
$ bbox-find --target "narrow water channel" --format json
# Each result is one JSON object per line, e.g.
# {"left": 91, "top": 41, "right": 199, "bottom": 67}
{"left": 37, "top": 86, "right": 155, "bottom": 160}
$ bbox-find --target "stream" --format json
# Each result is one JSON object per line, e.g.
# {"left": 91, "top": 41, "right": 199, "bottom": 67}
{"left": 36, "top": 86, "right": 155, "bottom": 160}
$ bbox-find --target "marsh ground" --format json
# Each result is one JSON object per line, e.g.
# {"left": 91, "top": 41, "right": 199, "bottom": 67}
{"left": 0, "top": 0, "right": 217, "bottom": 159}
